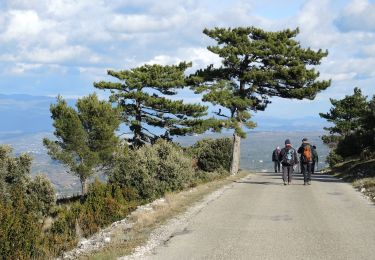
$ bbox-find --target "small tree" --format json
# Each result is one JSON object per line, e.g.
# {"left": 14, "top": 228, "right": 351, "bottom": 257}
{"left": 363, "top": 95, "right": 375, "bottom": 149}
{"left": 319, "top": 87, "right": 371, "bottom": 161}
{"left": 190, "top": 27, "right": 331, "bottom": 174}
{"left": 319, "top": 87, "right": 368, "bottom": 145}
{"left": 94, "top": 63, "right": 222, "bottom": 147}
{"left": 43, "top": 94, "right": 120, "bottom": 195}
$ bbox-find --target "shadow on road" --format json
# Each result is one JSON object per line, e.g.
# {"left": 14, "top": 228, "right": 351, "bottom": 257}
{"left": 241, "top": 172, "right": 344, "bottom": 184}
{"left": 235, "top": 180, "right": 281, "bottom": 186}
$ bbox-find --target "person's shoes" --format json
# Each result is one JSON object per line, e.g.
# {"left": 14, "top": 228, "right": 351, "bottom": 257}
{"left": 304, "top": 182, "right": 307, "bottom": 185}
{"left": 308, "top": 181, "right": 311, "bottom": 185}
{"left": 288, "top": 182, "right": 291, "bottom": 185}
{"left": 284, "top": 182, "right": 287, "bottom": 185}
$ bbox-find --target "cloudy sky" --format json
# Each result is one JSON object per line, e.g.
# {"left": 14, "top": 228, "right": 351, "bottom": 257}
{"left": 0, "top": 0, "right": 374, "bottom": 119}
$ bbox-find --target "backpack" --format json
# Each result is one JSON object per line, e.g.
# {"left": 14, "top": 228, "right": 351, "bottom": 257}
{"left": 282, "top": 148, "right": 295, "bottom": 165}
{"left": 303, "top": 145, "right": 312, "bottom": 162}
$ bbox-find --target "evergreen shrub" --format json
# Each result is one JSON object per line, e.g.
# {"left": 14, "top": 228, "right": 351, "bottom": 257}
{"left": 189, "top": 138, "right": 232, "bottom": 172}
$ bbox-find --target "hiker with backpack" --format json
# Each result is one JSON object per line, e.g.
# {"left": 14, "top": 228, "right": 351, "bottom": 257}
{"left": 278, "top": 139, "right": 298, "bottom": 185}
{"left": 312, "top": 145, "right": 319, "bottom": 174}
{"left": 272, "top": 146, "right": 281, "bottom": 173}
{"left": 298, "top": 138, "right": 313, "bottom": 185}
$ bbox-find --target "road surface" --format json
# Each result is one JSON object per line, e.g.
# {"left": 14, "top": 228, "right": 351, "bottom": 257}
{"left": 138, "top": 172, "right": 375, "bottom": 260}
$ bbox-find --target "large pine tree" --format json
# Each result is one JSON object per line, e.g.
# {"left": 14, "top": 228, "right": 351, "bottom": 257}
{"left": 190, "top": 27, "right": 331, "bottom": 175}
{"left": 94, "top": 62, "right": 222, "bottom": 147}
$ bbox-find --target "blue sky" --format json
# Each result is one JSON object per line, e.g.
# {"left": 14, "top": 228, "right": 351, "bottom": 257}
{"left": 0, "top": 0, "right": 375, "bottom": 119}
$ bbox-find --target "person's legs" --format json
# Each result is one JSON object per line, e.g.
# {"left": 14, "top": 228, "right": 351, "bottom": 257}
{"left": 274, "top": 161, "right": 278, "bottom": 173}
{"left": 282, "top": 166, "right": 287, "bottom": 184}
{"left": 307, "top": 163, "right": 312, "bottom": 184}
{"left": 311, "top": 161, "right": 315, "bottom": 174}
{"left": 302, "top": 163, "right": 308, "bottom": 184}
{"left": 288, "top": 166, "right": 293, "bottom": 184}
{"left": 277, "top": 162, "right": 281, "bottom": 172}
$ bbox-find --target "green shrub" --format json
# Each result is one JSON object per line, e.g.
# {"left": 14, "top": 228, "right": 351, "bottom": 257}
{"left": 110, "top": 139, "right": 194, "bottom": 200}
{"left": 336, "top": 132, "right": 365, "bottom": 159}
{"left": 45, "top": 181, "right": 134, "bottom": 256}
{"left": 0, "top": 145, "right": 56, "bottom": 259}
{"left": 0, "top": 189, "right": 45, "bottom": 259}
{"left": 27, "top": 175, "right": 56, "bottom": 217}
{"left": 78, "top": 180, "right": 127, "bottom": 236}
{"left": 189, "top": 138, "right": 232, "bottom": 172}
{"left": 326, "top": 151, "right": 344, "bottom": 167}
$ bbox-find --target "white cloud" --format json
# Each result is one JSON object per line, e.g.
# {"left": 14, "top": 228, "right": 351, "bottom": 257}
{"left": 143, "top": 47, "right": 222, "bottom": 74}
{"left": 320, "top": 72, "right": 357, "bottom": 81}
{"left": 362, "top": 43, "right": 375, "bottom": 56}
{"left": 24, "top": 46, "right": 94, "bottom": 63}
{"left": 335, "top": 0, "right": 375, "bottom": 32}
{"left": 6, "top": 63, "right": 42, "bottom": 75}
{"left": 109, "top": 13, "right": 185, "bottom": 33}
{"left": 1, "top": 10, "right": 55, "bottom": 43}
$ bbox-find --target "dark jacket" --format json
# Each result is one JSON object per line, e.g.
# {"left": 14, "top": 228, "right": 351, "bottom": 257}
{"left": 272, "top": 149, "right": 280, "bottom": 162}
{"left": 312, "top": 147, "right": 318, "bottom": 162}
{"left": 298, "top": 142, "right": 313, "bottom": 163}
{"left": 278, "top": 146, "right": 298, "bottom": 166}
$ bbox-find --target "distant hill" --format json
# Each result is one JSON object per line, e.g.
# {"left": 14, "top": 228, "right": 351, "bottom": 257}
{"left": 0, "top": 94, "right": 77, "bottom": 139}
{"left": 0, "top": 93, "right": 328, "bottom": 137}
{"left": 251, "top": 114, "right": 328, "bottom": 132}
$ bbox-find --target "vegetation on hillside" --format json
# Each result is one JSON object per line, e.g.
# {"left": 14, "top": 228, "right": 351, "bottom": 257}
{"left": 320, "top": 88, "right": 375, "bottom": 167}
{"left": 0, "top": 137, "right": 233, "bottom": 258}
{"left": 320, "top": 88, "right": 375, "bottom": 201}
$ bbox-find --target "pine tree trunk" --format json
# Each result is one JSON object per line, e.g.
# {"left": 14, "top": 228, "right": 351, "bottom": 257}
{"left": 134, "top": 98, "right": 142, "bottom": 146}
{"left": 230, "top": 131, "right": 241, "bottom": 175}
{"left": 81, "top": 179, "right": 87, "bottom": 196}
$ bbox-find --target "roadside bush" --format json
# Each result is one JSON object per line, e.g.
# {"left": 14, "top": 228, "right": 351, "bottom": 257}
{"left": 189, "top": 138, "right": 232, "bottom": 172}
{"left": 0, "top": 145, "right": 55, "bottom": 259}
{"left": 326, "top": 151, "right": 344, "bottom": 167}
{"left": 110, "top": 139, "right": 194, "bottom": 200}
{"left": 78, "top": 180, "right": 128, "bottom": 236}
{"left": 45, "top": 180, "right": 135, "bottom": 256}
{"left": 0, "top": 187, "right": 45, "bottom": 259}
{"left": 27, "top": 175, "right": 56, "bottom": 218}
{"left": 336, "top": 132, "right": 365, "bottom": 159}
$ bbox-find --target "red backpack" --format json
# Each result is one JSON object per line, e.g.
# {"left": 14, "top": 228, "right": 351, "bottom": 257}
{"left": 303, "top": 145, "right": 312, "bottom": 162}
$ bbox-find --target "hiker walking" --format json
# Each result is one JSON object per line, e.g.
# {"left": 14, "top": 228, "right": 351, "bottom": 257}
{"left": 278, "top": 139, "right": 298, "bottom": 185}
{"left": 272, "top": 146, "right": 281, "bottom": 173}
{"left": 312, "top": 145, "right": 319, "bottom": 174}
{"left": 298, "top": 138, "right": 313, "bottom": 185}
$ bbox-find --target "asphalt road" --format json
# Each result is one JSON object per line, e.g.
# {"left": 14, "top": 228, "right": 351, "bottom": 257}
{"left": 143, "top": 172, "right": 375, "bottom": 260}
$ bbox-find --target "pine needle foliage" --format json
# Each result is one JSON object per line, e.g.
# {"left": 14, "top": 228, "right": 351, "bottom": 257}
{"left": 190, "top": 27, "right": 331, "bottom": 137}
{"left": 43, "top": 93, "right": 120, "bottom": 195}
{"left": 94, "top": 62, "right": 223, "bottom": 147}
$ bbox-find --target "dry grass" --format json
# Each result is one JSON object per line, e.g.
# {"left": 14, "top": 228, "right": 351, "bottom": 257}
{"left": 329, "top": 159, "right": 375, "bottom": 203}
{"left": 86, "top": 171, "right": 250, "bottom": 260}
{"left": 353, "top": 177, "right": 375, "bottom": 202}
